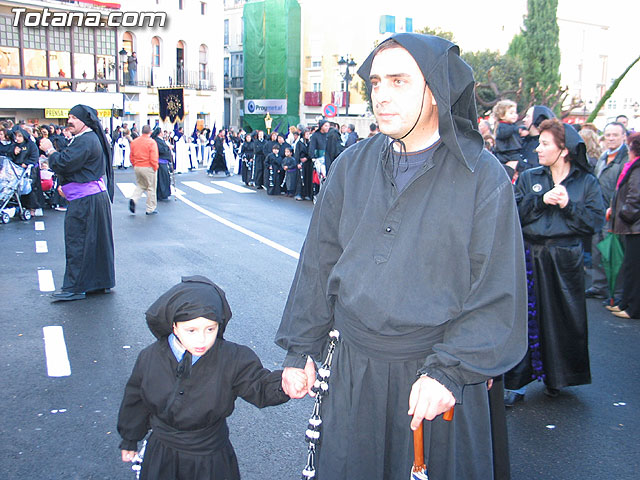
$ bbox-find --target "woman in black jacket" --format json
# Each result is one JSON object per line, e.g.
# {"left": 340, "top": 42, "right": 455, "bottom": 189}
{"left": 504, "top": 119, "right": 605, "bottom": 405}
{"left": 10, "top": 126, "right": 43, "bottom": 213}
{"left": 609, "top": 132, "right": 640, "bottom": 319}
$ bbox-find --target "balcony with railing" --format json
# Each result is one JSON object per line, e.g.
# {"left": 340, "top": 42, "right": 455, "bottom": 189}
{"left": 121, "top": 67, "right": 217, "bottom": 91}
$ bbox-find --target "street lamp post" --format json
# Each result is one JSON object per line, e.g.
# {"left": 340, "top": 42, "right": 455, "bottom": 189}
{"left": 119, "top": 48, "right": 128, "bottom": 87}
{"left": 337, "top": 56, "right": 357, "bottom": 116}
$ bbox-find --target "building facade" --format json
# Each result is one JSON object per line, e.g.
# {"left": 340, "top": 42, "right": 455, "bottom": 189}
{"left": 223, "top": 0, "right": 244, "bottom": 130}
{"left": 0, "top": 0, "right": 224, "bottom": 133}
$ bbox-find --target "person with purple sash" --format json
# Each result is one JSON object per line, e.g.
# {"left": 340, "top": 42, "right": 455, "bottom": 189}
{"left": 39, "top": 104, "right": 115, "bottom": 301}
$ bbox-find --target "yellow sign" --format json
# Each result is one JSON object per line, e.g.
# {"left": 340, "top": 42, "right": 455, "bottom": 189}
{"left": 45, "top": 108, "right": 113, "bottom": 118}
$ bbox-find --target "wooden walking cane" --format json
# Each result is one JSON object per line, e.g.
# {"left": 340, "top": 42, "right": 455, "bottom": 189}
{"left": 411, "top": 407, "right": 454, "bottom": 480}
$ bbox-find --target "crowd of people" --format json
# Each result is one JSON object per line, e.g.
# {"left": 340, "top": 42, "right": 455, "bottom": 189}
{"left": 2, "top": 31, "right": 639, "bottom": 480}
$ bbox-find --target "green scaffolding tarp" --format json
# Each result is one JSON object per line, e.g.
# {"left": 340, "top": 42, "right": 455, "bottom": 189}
{"left": 243, "top": 0, "right": 300, "bottom": 133}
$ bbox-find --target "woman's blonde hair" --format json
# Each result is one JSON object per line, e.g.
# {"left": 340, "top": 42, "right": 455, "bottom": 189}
{"left": 579, "top": 128, "right": 602, "bottom": 160}
{"left": 492, "top": 99, "right": 517, "bottom": 122}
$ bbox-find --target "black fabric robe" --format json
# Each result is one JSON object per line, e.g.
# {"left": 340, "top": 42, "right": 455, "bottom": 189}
{"left": 325, "top": 127, "right": 345, "bottom": 174}
{"left": 209, "top": 137, "right": 228, "bottom": 173}
{"left": 295, "top": 139, "right": 313, "bottom": 198}
{"left": 48, "top": 131, "right": 115, "bottom": 293}
{"left": 118, "top": 338, "right": 288, "bottom": 480}
{"left": 275, "top": 33, "right": 528, "bottom": 480}
{"left": 505, "top": 164, "right": 604, "bottom": 390}
{"left": 154, "top": 135, "right": 173, "bottom": 200}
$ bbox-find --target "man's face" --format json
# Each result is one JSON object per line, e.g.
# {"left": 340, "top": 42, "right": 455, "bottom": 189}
{"left": 320, "top": 123, "right": 329, "bottom": 133}
{"left": 616, "top": 117, "right": 628, "bottom": 128}
{"left": 604, "top": 124, "right": 625, "bottom": 151}
{"left": 369, "top": 47, "right": 438, "bottom": 140}
{"left": 523, "top": 107, "right": 534, "bottom": 129}
{"left": 66, "top": 114, "right": 86, "bottom": 135}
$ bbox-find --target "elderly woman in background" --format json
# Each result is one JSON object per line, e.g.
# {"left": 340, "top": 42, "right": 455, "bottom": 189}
{"left": 504, "top": 119, "right": 605, "bottom": 406}
{"left": 608, "top": 132, "right": 640, "bottom": 319}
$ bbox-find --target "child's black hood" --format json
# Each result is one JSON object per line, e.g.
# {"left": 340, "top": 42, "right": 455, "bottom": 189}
{"left": 145, "top": 276, "right": 232, "bottom": 339}
{"left": 357, "top": 33, "right": 483, "bottom": 172}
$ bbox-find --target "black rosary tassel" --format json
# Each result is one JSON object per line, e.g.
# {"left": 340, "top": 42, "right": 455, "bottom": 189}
{"left": 301, "top": 330, "right": 340, "bottom": 480}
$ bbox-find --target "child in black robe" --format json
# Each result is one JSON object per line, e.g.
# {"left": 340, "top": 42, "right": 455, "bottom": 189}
{"left": 281, "top": 147, "right": 298, "bottom": 196}
{"left": 264, "top": 144, "right": 282, "bottom": 195}
{"left": 117, "top": 276, "right": 298, "bottom": 480}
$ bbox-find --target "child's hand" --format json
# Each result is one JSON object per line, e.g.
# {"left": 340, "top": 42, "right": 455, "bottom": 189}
{"left": 283, "top": 369, "right": 307, "bottom": 397}
{"left": 519, "top": 129, "right": 529, "bottom": 137}
{"left": 121, "top": 450, "right": 137, "bottom": 462}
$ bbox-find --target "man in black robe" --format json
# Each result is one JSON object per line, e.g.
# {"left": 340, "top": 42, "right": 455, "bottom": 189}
{"left": 40, "top": 104, "right": 115, "bottom": 301}
{"left": 325, "top": 122, "right": 345, "bottom": 174}
{"left": 308, "top": 119, "right": 329, "bottom": 175}
{"left": 275, "top": 33, "right": 527, "bottom": 480}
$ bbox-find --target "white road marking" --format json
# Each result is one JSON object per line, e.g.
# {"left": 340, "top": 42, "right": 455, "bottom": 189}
{"left": 35, "top": 241, "right": 48, "bottom": 253}
{"left": 42, "top": 326, "right": 71, "bottom": 377}
{"left": 35, "top": 221, "right": 45, "bottom": 231}
{"left": 212, "top": 181, "right": 255, "bottom": 193}
{"left": 116, "top": 182, "right": 146, "bottom": 198}
{"left": 182, "top": 181, "right": 222, "bottom": 194}
{"left": 175, "top": 193, "right": 300, "bottom": 259}
{"left": 38, "top": 269, "right": 55, "bottom": 292}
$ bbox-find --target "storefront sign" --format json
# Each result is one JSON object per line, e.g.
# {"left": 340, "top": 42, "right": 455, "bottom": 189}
{"left": 45, "top": 108, "right": 112, "bottom": 118}
{"left": 245, "top": 99, "right": 287, "bottom": 115}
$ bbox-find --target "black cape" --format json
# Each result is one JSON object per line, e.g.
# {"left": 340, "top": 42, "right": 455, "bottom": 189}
{"left": 276, "top": 33, "right": 527, "bottom": 480}
{"left": 505, "top": 163, "right": 604, "bottom": 390}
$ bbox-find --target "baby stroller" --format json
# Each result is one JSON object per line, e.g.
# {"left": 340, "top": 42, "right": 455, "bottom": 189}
{"left": 312, "top": 156, "right": 327, "bottom": 204}
{"left": 0, "top": 156, "right": 33, "bottom": 223}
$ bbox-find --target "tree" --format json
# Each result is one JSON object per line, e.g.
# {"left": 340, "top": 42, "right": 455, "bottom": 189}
{"left": 587, "top": 54, "right": 640, "bottom": 123}
{"left": 510, "top": 0, "right": 561, "bottom": 109}
{"left": 416, "top": 26, "right": 455, "bottom": 43}
{"left": 462, "top": 50, "right": 524, "bottom": 116}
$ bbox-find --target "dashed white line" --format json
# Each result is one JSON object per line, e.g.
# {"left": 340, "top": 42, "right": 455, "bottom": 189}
{"left": 35, "top": 221, "right": 45, "bottom": 231}
{"left": 182, "top": 181, "right": 222, "bottom": 194}
{"left": 38, "top": 269, "right": 55, "bottom": 292}
{"left": 212, "top": 180, "right": 255, "bottom": 193}
{"left": 35, "top": 241, "right": 48, "bottom": 253}
{"left": 42, "top": 326, "right": 71, "bottom": 377}
{"left": 175, "top": 193, "right": 300, "bottom": 259}
{"left": 116, "top": 182, "right": 146, "bottom": 198}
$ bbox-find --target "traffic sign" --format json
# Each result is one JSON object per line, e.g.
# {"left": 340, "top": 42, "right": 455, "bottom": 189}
{"left": 323, "top": 103, "right": 337, "bottom": 118}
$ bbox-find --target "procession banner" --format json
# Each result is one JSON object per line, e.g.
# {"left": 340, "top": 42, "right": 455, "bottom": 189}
{"left": 158, "top": 88, "right": 185, "bottom": 123}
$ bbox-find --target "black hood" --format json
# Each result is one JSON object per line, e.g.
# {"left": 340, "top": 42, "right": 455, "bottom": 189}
{"left": 69, "top": 104, "right": 114, "bottom": 201}
{"left": 145, "top": 275, "right": 233, "bottom": 340}
{"left": 563, "top": 123, "right": 591, "bottom": 172}
{"left": 10, "top": 125, "right": 34, "bottom": 145}
{"left": 532, "top": 105, "right": 555, "bottom": 128}
{"left": 357, "top": 33, "right": 483, "bottom": 171}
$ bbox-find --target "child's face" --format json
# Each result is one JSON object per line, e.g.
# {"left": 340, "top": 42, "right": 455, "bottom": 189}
{"left": 504, "top": 106, "right": 518, "bottom": 124}
{"left": 284, "top": 149, "right": 292, "bottom": 156}
{"left": 173, "top": 317, "right": 219, "bottom": 356}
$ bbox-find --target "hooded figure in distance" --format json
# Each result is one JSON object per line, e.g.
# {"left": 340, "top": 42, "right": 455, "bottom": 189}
{"left": 276, "top": 33, "right": 527, "bottom": 480}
